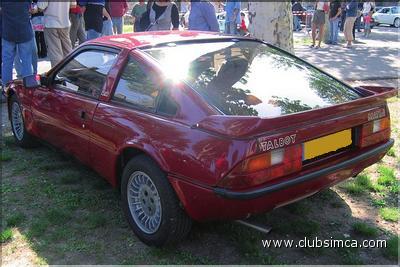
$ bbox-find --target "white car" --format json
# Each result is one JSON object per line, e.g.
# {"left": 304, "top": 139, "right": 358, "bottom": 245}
{"left": 372, "top": 6, "right": 400, "bottom": 28}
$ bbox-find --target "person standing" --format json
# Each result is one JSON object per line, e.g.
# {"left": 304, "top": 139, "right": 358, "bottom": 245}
{"left": 189, "top": 0, "right": 219, "bottom": 32}
{"left": 69, "top": 4, "right": 86, "bottom": 47}
{"left": 328, "top": 0, "right": 341, "bottom": 45}
{"left": 79, "top": 0, "right": 111, "bottom": 40}
{"left": 292, "top": 1, "right": 305, "bottom": 32}
{"left": 38, "top": 0, "right": 75, "bottom": 67}
{"left": 310, "top": 1, "right": 328, "bottom": 49}
{"left": 31, "top": 0, "right": 47, "bottom": 58}
{"left": 109, "top": 0, "right": 127, "bottom": 34}
{"left": 362, "top": 1, "right": 374, "bottom": 37}
{"left": 131, "top": 0, "right": 147, "bottom": 32}
{"left": 224, "top": 0, "right": 240, "bottom": 35}
{"left": 140, "top": 0, "right": 179, "bottom": 31}
{"left": 1, "top": 0, "right": 34, "bottom": 86}
{"left": 344, "top": 0, "right": 358, "bottom": 48}
{"left": 340, "top": 1, "right": 347, "bottom": 32}
{"left": 102, "top": 0, "right": 114, "bottom": 36}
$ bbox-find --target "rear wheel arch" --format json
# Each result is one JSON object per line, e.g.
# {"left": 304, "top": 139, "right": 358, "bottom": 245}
{"left": 115, "top": 145, "right": 169, "bottom": 189}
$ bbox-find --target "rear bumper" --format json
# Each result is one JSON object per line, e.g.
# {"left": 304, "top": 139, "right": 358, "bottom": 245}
{"left": 214, "top": 139, "right": 394, "bottom": 200}
{"left": 168, "top": 139, "right": 393, "bottom": 221}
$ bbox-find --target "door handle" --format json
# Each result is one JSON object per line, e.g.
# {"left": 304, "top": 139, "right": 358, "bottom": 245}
{"left": 80, "top": 110, "right": 86, "bottom": 120}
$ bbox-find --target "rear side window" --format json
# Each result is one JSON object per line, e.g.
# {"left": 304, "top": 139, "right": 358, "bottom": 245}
{"left": 113, "top": 58, "right": 159, "bottom": 111}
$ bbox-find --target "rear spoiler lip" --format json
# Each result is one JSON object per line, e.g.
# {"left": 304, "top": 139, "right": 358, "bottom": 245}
{"left": 194, "top": 86, "right": 398, "bottom": 139}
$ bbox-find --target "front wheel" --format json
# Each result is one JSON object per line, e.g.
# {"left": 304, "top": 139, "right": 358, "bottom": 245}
{"left": 121, "top": 155, "right": 192, "bottom": 246}
{"left": 9, "top": 95, "right": 38, "bottom": 148}
{"left": 394, "top": 18, "right": 400, "bottom": 28}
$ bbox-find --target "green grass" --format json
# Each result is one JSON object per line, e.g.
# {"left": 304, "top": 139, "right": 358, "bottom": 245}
{"left": 342, "top": 174, "right": 374, "bottom": 195}
{"left": 379, "top": 207, "right": 400, "bottom": 222}
{"left": 86, "top": 213, "right": 108, "bottom": 229}
{"left": 45, "top": 208, "right": 72, "bottom": 225}
{"left": 372, "top": 199, "right": 386, "bottom": 207}
{"left": 6, "top": 212, "right": 26, "bottom": 227}
{"left": 1, "top": 150, "right": 13, "bottom": 161}
{"left": 377, "top": 166, "right": 396, "bottom": 186}
{"left": 59, "top": 170, "right": 82, "bottom": 185}
{"left": 386, "top": 148, "right": 396, "bottom": 157}
{"left": 1, "top": 228, "right": 13, "bottom": 243}
{"left": 352, "top": 222, "right": 379, "bottom": 237}
{"left": 382, "top": 236, "right": 399, "bottom": 260}
{"left": 28, "top": 220, "right": 50, "bottom": 238}
{"left": 342, "top": 181, "right": 366, "bottom": 195}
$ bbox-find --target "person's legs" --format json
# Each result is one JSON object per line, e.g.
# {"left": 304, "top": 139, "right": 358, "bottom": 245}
{"left": 86, "top": 29, "right": 102, "bottom": 40}
{"left": 224, "top": 21, "right": 230, "bottom": 34}
{"left": 311, "top": 23, "right": 317, "bottom": 46}
{"left": 332, "top": 18, "right": 339, "bottom": 44}
{"left": 317, "top": 23, "right": 324, "bottom": 47}
{"left": 102, "top": 20, "right": 114, "bottom": 36}
{"left": 58, "top": 27, "right": 73, "bottom": 58}
{"left": 344, "top": 17, "right": 356, "bottom": 47}
{"left": 44, "top": 28, "right": 63, "bottom": 67}
{"left": 16, "top": 40, "right": 33, "bottom": 78}
{"left": 229, "top": 21, "right": 237, "bottom": 35}
{"left": 112, "top": 17, "right": 123, "bottom": 34}
{"left": 2, "top": 39, "right": 17, "bottom": 85}
{"left": 77, "top": 14, "right": 86, "bottom": 44}
{"left": 328, "top": 20, "right": 334, "bottom": 43}
{"left": 31, "top": 37, "right": 38, "bottom": 75}
{"left": 69, "top": 13, "right": 79, "bottom": 47}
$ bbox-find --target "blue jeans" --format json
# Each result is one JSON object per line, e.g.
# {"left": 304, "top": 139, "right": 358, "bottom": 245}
{"left": 112, "top": 17, "right": 123, "bottom": 34}
{"left": 293, "top": 16, "right": 302, "bottom": 31}
{"left": 224, "top": 21, "right": 237, "bottom": 35}
{"left": 1, "top": 38, "right": 33, "bottom": 85}
{"left": 14, "top": 38, "right": 38, "bottom": 78}
{"left": 102, "top": 19, "right": 114, "bottom": 36}
{"left": 86, "top": 29, "right": 102, "bottom": 41}
{"left": 329, "top": 18, "right": 340, "bottom": 44}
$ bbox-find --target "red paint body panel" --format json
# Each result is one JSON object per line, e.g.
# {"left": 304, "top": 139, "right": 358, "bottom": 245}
{"left": 4, "top": 32, "right": 397, "bottom": 222}
{"left": 169, "top": 148, "right": 387, "bottom": 221}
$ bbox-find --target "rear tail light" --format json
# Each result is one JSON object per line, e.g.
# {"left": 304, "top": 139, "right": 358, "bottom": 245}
{"left": 359, "top": 117, "right": 390, "bottom": 148}
{"left": 218, "top": 145, "right": 302, "bottom": 190}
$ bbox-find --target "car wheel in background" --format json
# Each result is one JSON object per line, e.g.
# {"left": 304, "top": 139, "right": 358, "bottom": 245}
{"left": 9, "top": 95, "right": 38, "bottom": 148}
{"left": 121, "top": 155, "right": 192, "bottom": 246}
{"left": 394, "top": 18, "right": 400, "bottom": 28}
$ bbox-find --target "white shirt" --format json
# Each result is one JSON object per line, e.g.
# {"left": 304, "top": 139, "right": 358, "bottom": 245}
{"left": 316, "top": 1, "right": 326, "bottom": 11}
{"left": 37, "top": 0, "right": 76, "bottom": 28}
{"left": 363, "top": 2, "right": 373, "bottom": 14}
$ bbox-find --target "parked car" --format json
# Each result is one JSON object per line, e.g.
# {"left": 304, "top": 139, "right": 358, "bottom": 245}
{"left": 372, "top": 6, "right": 400, "bottom": 27}
{"left": 4, "top": 32, "right": 396, "bottom": 247}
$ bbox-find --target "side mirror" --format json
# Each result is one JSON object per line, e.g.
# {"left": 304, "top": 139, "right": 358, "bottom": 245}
{"left": 23, "top": 74, "right": 41, "bottom": 89}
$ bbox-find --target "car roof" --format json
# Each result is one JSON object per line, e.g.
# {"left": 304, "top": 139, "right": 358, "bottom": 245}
{"left": 87, "top": 31, "right": 236, "bottom": 50}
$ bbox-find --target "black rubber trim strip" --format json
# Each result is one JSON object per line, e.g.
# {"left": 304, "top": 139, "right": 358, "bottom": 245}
{"left": 213, "top": 139, "right": 394, "bottom": 200}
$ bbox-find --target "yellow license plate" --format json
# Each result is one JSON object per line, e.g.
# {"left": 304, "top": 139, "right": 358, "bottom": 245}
{"left": 303, "top": 129, "right": 352, "bottom": 160}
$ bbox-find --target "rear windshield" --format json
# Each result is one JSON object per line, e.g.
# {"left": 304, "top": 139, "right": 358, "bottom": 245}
{"left": 144, "top": 40, "right": 362, "bottom": 117}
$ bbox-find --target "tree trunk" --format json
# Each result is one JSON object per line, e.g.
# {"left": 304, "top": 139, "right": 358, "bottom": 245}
{"left": 247, "top": 2, "right": 294, "bottom": 54}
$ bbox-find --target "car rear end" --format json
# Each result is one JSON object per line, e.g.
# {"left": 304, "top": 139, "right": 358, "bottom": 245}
{"left": 142, "top": 38, "right": 396, "bottom": 221}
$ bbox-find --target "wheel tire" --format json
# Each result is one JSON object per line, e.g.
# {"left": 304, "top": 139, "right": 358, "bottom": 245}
{"left": 9, "top": 95, "right": 38, "bottom": 148}
{"left": 121, "top": 155, "right": 192, "bottom": 247}
{"left": 394, "top": 18, "right": 400, "bottom": 28}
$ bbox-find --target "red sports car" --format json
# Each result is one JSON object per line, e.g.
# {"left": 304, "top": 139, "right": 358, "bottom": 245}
{"left": 4, "top": 32, "right": 396, "bottom": 246}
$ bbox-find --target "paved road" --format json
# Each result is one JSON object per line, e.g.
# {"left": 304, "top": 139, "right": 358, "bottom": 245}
{"left": 294, "top": 25, "right": 399, "bottom": 88}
